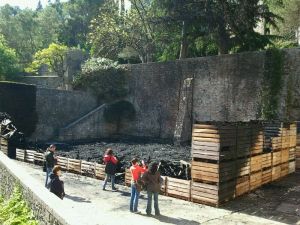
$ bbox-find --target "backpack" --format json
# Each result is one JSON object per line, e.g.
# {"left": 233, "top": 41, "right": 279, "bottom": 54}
{"left": 105, "top": 159, "right": 117, "bottom": 175}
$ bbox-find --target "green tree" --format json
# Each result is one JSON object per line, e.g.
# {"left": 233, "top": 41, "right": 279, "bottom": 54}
{"left": 0, "top": 36, "right": 19, "bottom": 80}
{"left": 25, "top": 43, "right": 68, "bottom": 76}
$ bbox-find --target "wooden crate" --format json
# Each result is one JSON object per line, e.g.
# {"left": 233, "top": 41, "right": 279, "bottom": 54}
{"left": 191, "top": 160, "right": 236, "bottom": 183}
{"left": 166, "top": 177, "right": 191, "bottom": 200}
{"left": 95, "top": 163, "right": 105, "bottom": 180}
{"left": 272, "top": 151, "right": 282, "bottom": 166}
{"left": 236, "top": 158, "right": 250, "bottom": 177}
{"left": 81, "top": 160, "right": 96, "bottom": 177}
{"left": 262, "top": 168, "right": 272, "bottom": 185}
{"left": 34, "top": 152, "right": 44, "bottom": 164}
{"left": 250, "top": 154, "right": 262, "bottom": 173}
{"left": 57, "top": 156, "right": 68, "bottom": 170}
{"left": 191, "top": 180, "right": 235, "bottom": 206}
{"left": 16, "top": 149, "right": 25, "bottom": 161}
{"left": 67, "top": 159, "right": 81, "bottom": 173}
{"left": 280, "top": 162, "right": 289, "bottom": 177}
{"left": 125, "top": 168, "right": 131, "bottom": 186}
{"left": 25, "top": 150, "right": 35, "bottom": 163}
{"left": 235, "top": 175, "right": 249, "bottom": 197}
{"left": 281, "top": 149, "right": 289, "bottom": 163}
{"left": 272, "top": 165, "right": 281, "bottom": 181}
{"left": 250, "top": 171, "right": 262, "bottom": 191}
{"left": 192, "top": 123, "right": 237, "bottom": 161}
{"left": 0, "top": 138, "right": 8, "bottom": 155}
{"left": 289, "top": 148, "right": 296, "bottom": 161}
{"left": 289, "top": 161, "right": 296, "bottom": 174}
{"left": 262, "top": 153, "right": 272, "bottom": 169}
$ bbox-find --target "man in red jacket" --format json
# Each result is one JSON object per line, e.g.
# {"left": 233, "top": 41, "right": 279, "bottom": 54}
{"left": 103, "top": 148, "right": 118, "bottom": 191}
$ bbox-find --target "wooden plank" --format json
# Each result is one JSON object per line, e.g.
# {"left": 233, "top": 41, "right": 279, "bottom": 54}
{"left": 166, "top": 178, "right": 191, "bottom": 199}
{"left": 250, "top": 171, "right": 262, "bottom": 191}
{"left": 16, "top": 149, "right": 25, "bottom": 161}
{"left": 25, "top": 150, "right": 35, "bottom": 163}
{"left": 57, "top": 156, "right": 68, "bottom": 170}
{"left": 250, "top": 155, "right": 262, "bottom": 173}
{"left": 289, "top": 161, "right": 296, "bottom": 174}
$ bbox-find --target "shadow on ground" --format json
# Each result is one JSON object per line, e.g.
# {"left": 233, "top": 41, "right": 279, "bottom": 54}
{"left": 222, "top": 171, "right": 300, "bottom": 225}
{"left": 65, "top": 194, "right": 92, "bottom": 203}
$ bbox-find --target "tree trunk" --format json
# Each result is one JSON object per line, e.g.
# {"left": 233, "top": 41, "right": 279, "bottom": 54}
{"left": 179, "top": 20, "right": 188, "bottom": 59}
{"left": 217, "top": 19, "right": 230, "bottom": 55}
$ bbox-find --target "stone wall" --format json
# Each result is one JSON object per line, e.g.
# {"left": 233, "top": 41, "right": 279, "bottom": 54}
{"left": 56, "top": 48, "right": 300, "bottom": 143}
{"left": 0, "top": 153, "right": 69, "bottom": 225}
{"left": 30, "top": 88, "right": 98, "bottom": 141}
{"left": 21, "top": 75, "right": 64, "bottom": 90}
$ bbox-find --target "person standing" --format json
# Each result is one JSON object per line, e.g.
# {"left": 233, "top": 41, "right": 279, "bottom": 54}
{"left": 49, "top": 165, "right": 65, "bottom": 200}
{"left": 103, "top": 148, "right": 118, "bottom": 191}
{"left": 142, "top": 162, "right": 161, "bottom": 216}
{"left": 44, "top": 144, "right": 57, "bottom": 188}
{"left": 130, "top": 158, "right": 147, "bottom": 213}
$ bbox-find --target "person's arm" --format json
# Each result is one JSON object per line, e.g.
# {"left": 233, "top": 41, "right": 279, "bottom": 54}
{"left": 111, "top": 156, "right": 118, "bottom": 164}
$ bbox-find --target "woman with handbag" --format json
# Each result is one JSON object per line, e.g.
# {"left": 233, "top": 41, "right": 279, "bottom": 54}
{"left": 129, "top": 158, "right": 147, "bottom": 213}
{"left": 142, "top": 162, "right": 161, "bottom": 216}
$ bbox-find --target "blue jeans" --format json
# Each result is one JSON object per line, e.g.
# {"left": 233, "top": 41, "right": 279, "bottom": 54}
{"left": 103, "top": 174, "right": 116, "bottom": 190}
{"left": 130, "top": 183, "right": 140, "bottom": 212}
{"left": 146, "top": 191, "right": 160, "bottom": 215}
{"left": 45, "top": 167, "right": 53, "bottom": 188}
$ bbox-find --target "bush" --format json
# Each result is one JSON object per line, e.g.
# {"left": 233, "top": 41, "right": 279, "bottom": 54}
{"left": 73, "top": 58, "right": 128, "bottom": 102}
{"left": 0, "top": 186, "right": 38, "bottom": 225}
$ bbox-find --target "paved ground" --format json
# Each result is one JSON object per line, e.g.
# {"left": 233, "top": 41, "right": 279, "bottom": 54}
{"left": 16, "top": 161, "right": 300, "bottom": 225}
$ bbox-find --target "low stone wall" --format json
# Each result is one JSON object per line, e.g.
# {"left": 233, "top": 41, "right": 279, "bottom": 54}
{"left": 0, "top": 153, "right": 71, "bottom": 225}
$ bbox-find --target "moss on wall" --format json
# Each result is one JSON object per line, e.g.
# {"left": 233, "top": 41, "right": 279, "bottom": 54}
{"left": 261, "top": 48, "right": 284, "bottom": 120}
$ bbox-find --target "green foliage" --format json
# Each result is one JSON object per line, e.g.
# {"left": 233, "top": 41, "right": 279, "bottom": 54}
{"left": 25, "top": 43, "right": 68, "bottom": 76}
{"left": 261, "top": 48, "right": 284, "bottom": 120}
{"left": 0, "top": 186, "right": 38, "bottom": 225}
{"left": 73, "top": 58, "right": 128, "bottom": 102}
{"left": 0, "top": 36, "right": 19, "bottom": 80}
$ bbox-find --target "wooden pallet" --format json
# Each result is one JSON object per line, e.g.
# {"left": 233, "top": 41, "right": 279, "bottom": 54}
{"left": 81, "top": 160, "right": 96, "bottom": 177}
{"left": 0, "top": 138, "right": 8, "bottom": 155}
{"left": 236, "top": 158, "right": 250, "bottom": 177}
{"left": 235, "top": 175, "right": 249, "bottom": 197}
{"left": 272, "top": 151, "right": 282, "bottom": 166}
{"left": 34, "top": 152, "right": 44, "bottom": 164}
{"left": 25, "top": 150, "right": 35, "bottom": 163}
{"left": 280, "top": 162, "right": 289, "bottom": 177}
{"left": 281, "top": 149, "right": 289, "bottom": 163}
{"left": 191, "top": 160, "right": 236, "bottom": 183}
{"left": 166, "top": 177, "right": 191, "bottom": 200}
{"left": 289, "top": 161, "right": 296, "bottom": 174}
{"left": 192, "top": 124, "right": 237, "bottom": 161}
{"left": 250, "top": 171, "right": 262, "bottom": 191}
{"left": 289, "top": 148, "right": 296, "bottom": 161}
{"left": 95, "top": 163, "right": 105, "bottom": 180}
{"left": 67, "top": 159, "right": 81, "bottom": 174}
{"left": 262, "top": 168, "right": 272, "bottom": 185}
{"left": 57, "top": 156, "right": 68, "bottom": 170}
{"left": 191, "top": 180, "right": 235, "bottom": 206}
{"left": 272, "top": 165, "right": 281, "bottom": 181}
{"left": 16, "top": 149, "right": 25, "bottom": 161}
{"left": 250, "top": 154, "right": 262, "bottom": 173}
{"left": 125, "top": 168, "right": 131, "bottom": 186}
{"left": 262, "top": 153, "right": 272, "bottom": 169}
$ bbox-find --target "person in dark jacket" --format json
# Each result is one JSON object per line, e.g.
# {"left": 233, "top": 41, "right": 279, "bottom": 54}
{"left": 142, "top": 162, "right": 161, "bottom": 216}
{"left": 102, "top": 148, "right": 118, "bottom": 191}
{"left": 49, "top": 165, "right": 65, "bottom": 200}
{"left": 44, "top": 144, "right": 57, "bottom": 188}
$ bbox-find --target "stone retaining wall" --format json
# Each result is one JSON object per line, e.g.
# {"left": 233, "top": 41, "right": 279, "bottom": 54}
{"left": 0, "top": 153, "right": 70, "bottom": 225}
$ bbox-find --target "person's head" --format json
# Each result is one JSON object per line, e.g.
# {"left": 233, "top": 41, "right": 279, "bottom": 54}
{"left": 149, "top": 162, "right": 159, "bottom": 175}
{"left": 49, "top": 144, "right": 56, "bottom": 152}
{"left": 52, "top": 165, "right": 62, "bottom": 176}
{"left": 105, "top": 148, "right": 113, "bottom": 156}
{"left": 131, "top": 158, "right": 138, "bottom": 166}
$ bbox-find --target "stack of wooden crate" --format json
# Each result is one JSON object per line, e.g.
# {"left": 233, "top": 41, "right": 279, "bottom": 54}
{"left": 191, "top": 121, "right": 297, "bottom": 206}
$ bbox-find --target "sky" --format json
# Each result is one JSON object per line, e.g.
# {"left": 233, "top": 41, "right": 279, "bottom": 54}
{"left": 0, "top": 0, "right": 68, "bottom": 10}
